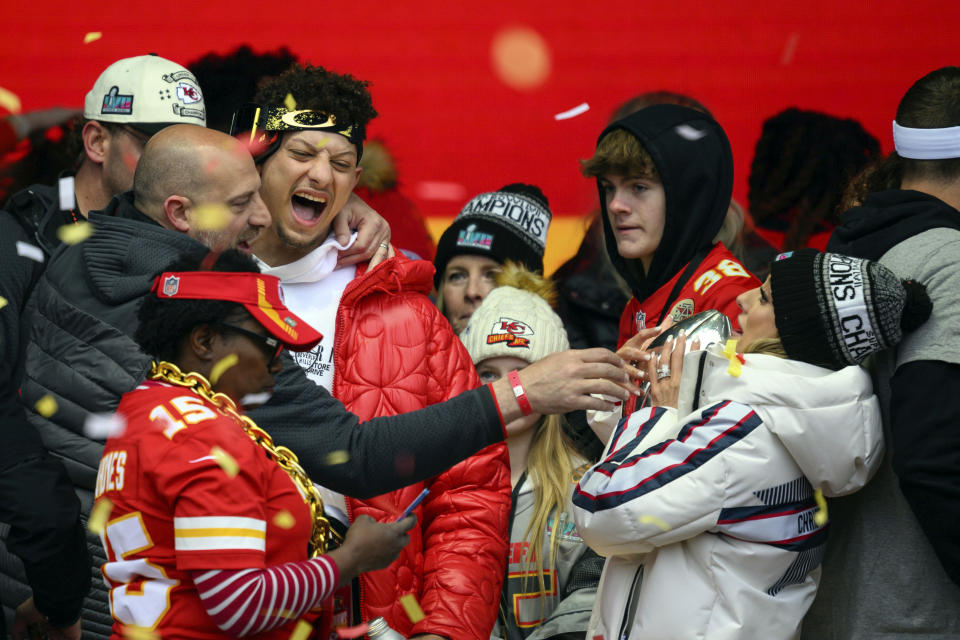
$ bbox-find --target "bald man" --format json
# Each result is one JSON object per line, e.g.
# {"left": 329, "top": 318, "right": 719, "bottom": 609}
{"left": 130, "top": 124, "right": 271, "bottom": 251}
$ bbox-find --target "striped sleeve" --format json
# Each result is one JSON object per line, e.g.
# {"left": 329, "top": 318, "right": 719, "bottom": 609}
{"left": 572, "top": 401, "right": 762, "bottom": 555}
{"left": 190, "top": 555, "right": 339, "bottom": 636}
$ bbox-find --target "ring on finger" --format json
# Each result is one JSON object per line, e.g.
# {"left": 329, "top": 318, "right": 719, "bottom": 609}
{"left": 656, "top": 365, "right": 672, "bottom": 380}
{"left": 377, "top": 241, "right": 389, "bottom": 250}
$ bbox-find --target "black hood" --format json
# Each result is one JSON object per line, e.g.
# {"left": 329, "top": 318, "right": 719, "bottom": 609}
{"left": 827, "top": 189, "right": 960, "bottom": 260}
{"left": 597, "top": 104, "right": 733, "bottom": 301}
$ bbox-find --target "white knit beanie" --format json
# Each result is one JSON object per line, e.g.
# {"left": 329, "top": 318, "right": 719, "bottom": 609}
{"left": 460, "top": 284, "right": 569, "bottom": 365}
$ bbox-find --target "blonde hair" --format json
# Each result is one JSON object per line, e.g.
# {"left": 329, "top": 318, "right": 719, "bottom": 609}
{"left": 741, "top": 337, "right": 788, "bottom": 359}
{"left": 477, "top": 262, "right": 575, "bottom": 609}
{"left": 519, "top": 413, "right": 578, "bottom": 609}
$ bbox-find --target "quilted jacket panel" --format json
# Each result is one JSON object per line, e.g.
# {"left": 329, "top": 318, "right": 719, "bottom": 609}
{"left": 335, "top": 255, "right": 511, "bottom": 639}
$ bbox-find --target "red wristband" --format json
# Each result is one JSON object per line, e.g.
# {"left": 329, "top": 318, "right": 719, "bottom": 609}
{"left": 507, "top": 370, "right": 533, "bottom": 416}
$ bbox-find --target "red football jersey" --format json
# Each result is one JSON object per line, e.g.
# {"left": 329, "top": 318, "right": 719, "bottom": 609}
{"left": 96, "top": 380, "right": 313, "bottom": 639}
{"left": 618, "top": 243, "right": 759, "bottom": 347}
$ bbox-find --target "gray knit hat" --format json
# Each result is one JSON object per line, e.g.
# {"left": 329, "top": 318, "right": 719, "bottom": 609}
{"left": 769, "top": 249, "right": 932, "bottom": 369}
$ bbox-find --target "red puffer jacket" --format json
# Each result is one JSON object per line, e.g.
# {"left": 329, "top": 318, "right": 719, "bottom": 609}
{"left": 334, "top": 254, "right": 511, "bottom": 639}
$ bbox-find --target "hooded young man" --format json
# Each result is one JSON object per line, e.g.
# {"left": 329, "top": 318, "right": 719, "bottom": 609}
{"left": 234, "top": 64, "right": 510, "bottom": 640}
{"left": 581, "top": 104, "right": 758, "bottom": 346}
{"left": 580, "top": 104, "right": 758, "bottom": 438}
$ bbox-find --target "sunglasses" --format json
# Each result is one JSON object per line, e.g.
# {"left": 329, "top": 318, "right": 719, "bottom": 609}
{"left": 217, "top": 323, "right": 284, "bottom": 365}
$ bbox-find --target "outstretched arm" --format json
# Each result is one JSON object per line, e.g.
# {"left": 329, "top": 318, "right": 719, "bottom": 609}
{"left": 259, "top": 348, "right": 635, "bottom": 499}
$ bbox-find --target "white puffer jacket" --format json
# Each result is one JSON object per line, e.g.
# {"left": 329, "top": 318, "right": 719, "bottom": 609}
{"left": 572, "top": 346, "right": 883, "bottom": 640}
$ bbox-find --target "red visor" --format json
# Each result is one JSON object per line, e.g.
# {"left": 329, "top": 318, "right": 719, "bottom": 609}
{"left": 150, "top": 271, "right": 322, "bottom": 351}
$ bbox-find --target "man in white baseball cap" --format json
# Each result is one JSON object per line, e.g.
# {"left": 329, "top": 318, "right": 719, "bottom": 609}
{"left": 0, "top": 53, "right": 203, "bottom": 640}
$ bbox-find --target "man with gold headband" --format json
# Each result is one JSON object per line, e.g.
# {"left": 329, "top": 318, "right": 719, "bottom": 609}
{"left": 232, "top": 64, "right": 510, "bottom": 640}
{"left": 803, "top": 66, "right": 960, "bottom": 638}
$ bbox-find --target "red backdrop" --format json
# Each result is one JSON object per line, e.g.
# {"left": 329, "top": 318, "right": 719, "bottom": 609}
{"left": 2, "top": 0, "right": 957, "bottom": 221}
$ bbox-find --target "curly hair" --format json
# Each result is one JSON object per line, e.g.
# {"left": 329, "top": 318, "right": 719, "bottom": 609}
{"left": 188, "top": 45, "right": 299, "bottom": 133}
{"left": 748, "top": 108, "right": 880, "bottom": 250}
{"left": 135, "top": 250, "right": 259, "bottom": 362}
{"left": 254, "top": 64, "right": 377, "bottom": 144}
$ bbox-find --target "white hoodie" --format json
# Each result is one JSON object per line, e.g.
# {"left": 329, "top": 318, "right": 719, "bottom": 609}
{"left": 572, "top": 346, "right": 882, "bottom": 640}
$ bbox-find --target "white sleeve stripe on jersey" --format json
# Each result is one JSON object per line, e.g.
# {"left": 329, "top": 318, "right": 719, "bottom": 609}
{"left": 253, "top": 567, "right": 279, "bottom": 634}
{"left": 289, "top": 563, "right": 304, "bottom": 612}
{"left": 195, "top": 569, "right": 220, "bottom": 582}
{"left": 174, "top": 516, "right": 267, "bottom": 531}
{"left": 175, "top": 536, "right": 266, "bottom": 552}
{"left": 196, "top": 568, "right": 255, "bottom": 600}
{"left": 238, "top": 575, "right": 268, "bottom": 637}
{"left": 176, "top": 527, "right": 266, "bottom": 540}
{"left": 208, "top": 570, "right": 259, "bottom": 616}
{"left": 224, "top": 573, "right": 261, "bottom": 631}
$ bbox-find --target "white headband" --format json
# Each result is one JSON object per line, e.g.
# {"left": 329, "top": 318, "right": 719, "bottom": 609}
{"left": 892, "top": 120, "right": 960, "bottom": 159}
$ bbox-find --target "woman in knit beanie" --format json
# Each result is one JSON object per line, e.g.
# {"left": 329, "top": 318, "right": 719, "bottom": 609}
{"left": 572, "top": 250, "right": 931, "bottom": 640}
{"left": 434, "top": 183, "right": 552, "bottom": 334}
{"left": 460, "top": 262, "right": 599, "bottom": 640}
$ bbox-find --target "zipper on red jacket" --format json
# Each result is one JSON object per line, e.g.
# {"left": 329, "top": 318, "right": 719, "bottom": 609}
{"left": 331, "top": 282, "right": 368, "bottom": 627}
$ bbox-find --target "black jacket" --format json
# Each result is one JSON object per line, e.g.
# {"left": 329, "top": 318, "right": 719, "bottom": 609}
{"left": 828, "top": 189, "right": 960, "bottom": 587}
{"left": 17, "top": 192, "right": 506, "bottom": 637}
{"left": 0, "top": 183, "right": 89, "bottom": 632}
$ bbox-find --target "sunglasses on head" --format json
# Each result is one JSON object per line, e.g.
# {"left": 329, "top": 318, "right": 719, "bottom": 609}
{"left": 216, "top": 323, "right": 284, "bottom": 365}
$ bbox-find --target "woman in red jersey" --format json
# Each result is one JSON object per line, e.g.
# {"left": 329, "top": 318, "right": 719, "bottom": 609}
{"left": 95, "top": 251, "right": 412, "bottom": 639}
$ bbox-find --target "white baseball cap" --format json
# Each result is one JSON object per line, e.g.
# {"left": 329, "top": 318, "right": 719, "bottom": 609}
{"left": 84, "top": 54, "right": 206, "bottom": 134}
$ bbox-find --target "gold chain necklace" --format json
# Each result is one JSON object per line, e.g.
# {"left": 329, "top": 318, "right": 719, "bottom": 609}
{"left": 149, "top": 361, "right": 341, "bottom": 556}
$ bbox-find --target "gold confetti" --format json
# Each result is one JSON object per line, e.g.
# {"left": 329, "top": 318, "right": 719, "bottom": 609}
{"left": 813, "top": 489, "right": 828, "bottom": 526}
{"left": 324, "top": 450, "right": 350, "bottom": 465}
{"left": 723, "top": 339, "right": 743, "bottom": 378}
{"left": 315, "top": 138, "right": 328, "bottom": 149}
{"left": 723, "top": 339, "right": 737, "bottom": 359}
{"left": 0, "top": 86, "right": 22, "bottom": 114}
{"left": 88, "top": 498, "right": 113, "bottom": 535}
{"left": 639, "top": 514, "right": 671, "bottom": 531}
{"left": 83, "top": 31, "right": 103, "bottom": 44}
{"left": 399, "top": 593, "right": 425, "bottom": 624}
{"left": 210, "top": 353, "right": 239, "bottom": 384}
{"left": 57, "top": 221, "right": 94, "bottom": 245}
{"left": 273, "top": 510, "right": 296, "bottom": 529}
{"left": 211, "top": 446, "right": 239, "bottom": 478}
{"left": 121, "top": 625, "right": 159, "bottom": 640}
{"left": 35, "top": 394, "right": 58, "bottom": 418}
{"left": 284, "top": 93, "right": 297, "bottom": 112}
{"left": 727, "top": 357, "right": 742, "bottom": 378}
{"left": 288, "top": 619, "right": 312, "bottom": 640}
{"left": 192, "top": 203, "right": 232, "bottom": 231}
{"left": 0, "top": 296, "right": 7, "bottom": 310}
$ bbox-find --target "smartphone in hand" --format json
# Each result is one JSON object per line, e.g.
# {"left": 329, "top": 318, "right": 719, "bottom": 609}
{"left": 396, "top": 488, "right": 429, "bottom": 521}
